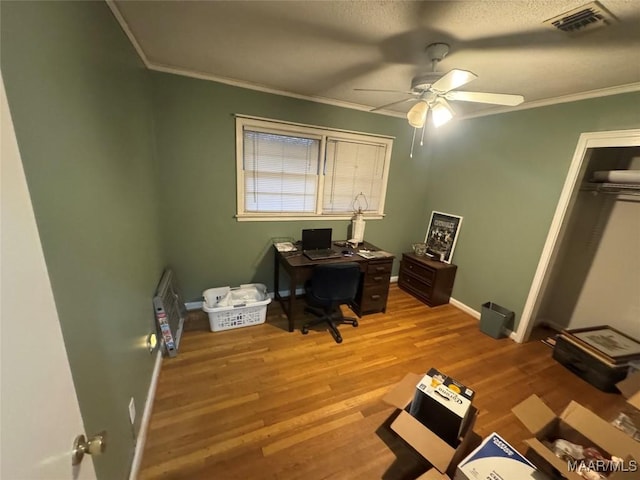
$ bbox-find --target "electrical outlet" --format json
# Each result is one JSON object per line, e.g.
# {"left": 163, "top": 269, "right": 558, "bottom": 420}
{"left": 128, "top": 397, "right": 136, "bottom": 425}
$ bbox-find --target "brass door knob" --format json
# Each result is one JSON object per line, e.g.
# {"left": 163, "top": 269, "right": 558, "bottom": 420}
{"left": 72, "top": 431, "right": 107, "bottom": 466}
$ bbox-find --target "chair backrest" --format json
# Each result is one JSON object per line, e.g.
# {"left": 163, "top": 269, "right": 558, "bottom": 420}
{"left": 308, "top": 262, "right": 361, "bottom": 305}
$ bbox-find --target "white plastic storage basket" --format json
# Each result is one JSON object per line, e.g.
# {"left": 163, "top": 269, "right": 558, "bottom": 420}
{"left": 202, "top": 283, "right": 271, "bottom": 332}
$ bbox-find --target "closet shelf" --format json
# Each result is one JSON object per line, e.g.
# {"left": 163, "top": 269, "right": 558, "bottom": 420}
{"left": 581, "top": 182, "right": 640, "bottom": 196}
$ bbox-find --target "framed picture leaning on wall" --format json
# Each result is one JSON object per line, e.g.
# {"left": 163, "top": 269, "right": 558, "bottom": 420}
{"left": 424, "top": 211, "right": 463, "bottom": 263}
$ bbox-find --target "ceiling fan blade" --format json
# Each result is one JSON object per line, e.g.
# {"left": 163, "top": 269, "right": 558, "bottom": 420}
{"left": 445, "top": 91, "right": 524, "bottom": 106}
{"left": 355, "top": 88, "right": 416, "bottom": 95}
{"left": 430, "top": 69, "right": 477, "bottom": 93}
{"left": 370, "top": 97, "right": 417, "bottom": 112}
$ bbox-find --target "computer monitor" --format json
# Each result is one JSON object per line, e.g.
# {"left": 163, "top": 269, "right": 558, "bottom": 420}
{"left": 301, "top": 228, "right": 332, "bottom": 251}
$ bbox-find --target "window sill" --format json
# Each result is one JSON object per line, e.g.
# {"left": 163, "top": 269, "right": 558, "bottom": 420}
{"left": 235, "top": 214, "right": 385, "bottom": 222}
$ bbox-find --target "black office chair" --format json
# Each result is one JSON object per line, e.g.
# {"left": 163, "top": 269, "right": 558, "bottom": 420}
{"left": 302, "top": 262, "right": 361, "bottom": 344}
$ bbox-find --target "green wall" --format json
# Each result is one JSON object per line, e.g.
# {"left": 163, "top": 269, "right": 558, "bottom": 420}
{"left": 150, "top": 72, "right": 424, "bottom": 300}
{"left": 425, "top": 93, "right": 640, "bottom": 329}
{"left": 2, "top": 2, "right": 639, "bottom": 477}
{"left": 151, "top": 70, "right": 639, "bottom": 334}
{"left": 1, "top": 2, "right": 163, "bottom": 478}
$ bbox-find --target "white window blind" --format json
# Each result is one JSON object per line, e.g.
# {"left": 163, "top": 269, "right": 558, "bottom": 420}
{"left": 236, "top": 116, "right": 393, "bottom": 221}
{"left": 323, "top": 139, "right": 386, "bottom": 214}
{"left": 243, "top": 131, "right": 320, "bottom": 213}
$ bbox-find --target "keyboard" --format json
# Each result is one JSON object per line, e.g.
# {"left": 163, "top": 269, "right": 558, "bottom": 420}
{"left": 304, "top": 248, "right": 342, "bottom": 260}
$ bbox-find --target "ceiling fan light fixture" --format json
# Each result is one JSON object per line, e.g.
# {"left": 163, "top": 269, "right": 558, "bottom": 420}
{"left": 431, "top": 99, "right": 454, "bottom": 128}
{"left": 407, "top": 101, "right": 428, "bottom": 128}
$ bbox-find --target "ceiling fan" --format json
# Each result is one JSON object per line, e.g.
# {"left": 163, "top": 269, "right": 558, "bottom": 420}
{"left": 356, "top": 42, "right": 525, "bottom": 129}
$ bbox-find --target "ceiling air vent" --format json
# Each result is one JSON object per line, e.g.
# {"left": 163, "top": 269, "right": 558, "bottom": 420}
{"left": 544, "top": 1, "right": 616, "bottom": 34}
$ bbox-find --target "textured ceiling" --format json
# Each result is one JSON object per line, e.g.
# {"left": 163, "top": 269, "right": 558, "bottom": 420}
{"left": 111, "top": 0, "right": 640, "bottom": 119}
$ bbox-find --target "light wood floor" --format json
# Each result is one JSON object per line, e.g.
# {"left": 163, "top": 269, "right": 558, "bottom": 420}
{"left": 138, "top": 284, "right": 626, "bottom": 479}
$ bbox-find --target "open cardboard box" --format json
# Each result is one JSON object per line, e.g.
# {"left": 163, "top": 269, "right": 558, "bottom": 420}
{"left": 615, "top": 371, "right": 640, "bottom": 441}
{"left": 512, "top": 394, "right": 640, "bottom": 480}
{"left": 454, "top": 432, "right": 548, "bottom": 480}
{"left": 383, "top": 373, "right": 479, "bottom": 477}
{"left": 617, "top": 370, "right": 640, "bottom": 410}
{"left": 416, "top": 469, "right": 451, "bottom": 480}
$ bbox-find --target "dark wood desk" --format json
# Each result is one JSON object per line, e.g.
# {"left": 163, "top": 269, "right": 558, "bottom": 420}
{"left": 274, "top": 241, "right": 394, "bottom": 332}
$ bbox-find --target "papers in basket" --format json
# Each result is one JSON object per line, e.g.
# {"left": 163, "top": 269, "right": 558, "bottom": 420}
{"left": 217, "top": 285, "right": 266, "bottom": 307}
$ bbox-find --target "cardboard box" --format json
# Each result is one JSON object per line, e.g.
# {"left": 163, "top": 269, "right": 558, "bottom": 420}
{"left": 512, "top": 394, "right": 640, "bottom": 480}
{"left": 416, "top": 468, "right": 451, "bottom": 480}
{"left": 614, "top": 371, "right": 640, "bottom": 441}
{"left": 454, "top": 432, "right": 549, "bottom": 480}
{"left": 409, "top": 368, "right": 475, "bottom": 447}
{"left": 617, "top": 370, "right": 640, "bottom": 410}
{"left": 382, "top": 373, "right": 479, "bottom": 476}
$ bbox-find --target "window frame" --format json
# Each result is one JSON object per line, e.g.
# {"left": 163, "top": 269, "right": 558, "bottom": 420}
{"left": 235, "top": 115, "right": 393, "bottom": 222}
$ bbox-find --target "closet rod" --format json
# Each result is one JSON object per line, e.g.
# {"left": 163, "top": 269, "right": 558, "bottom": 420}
{"left": 581, "top": 182, "right": 640, "bottom": 197}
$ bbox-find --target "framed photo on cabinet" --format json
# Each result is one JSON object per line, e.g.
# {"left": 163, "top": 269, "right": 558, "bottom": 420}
{"left": 424, "top": 211, "right": 463, "bottom": 264}
{"left": 565, "top": 325, "right": 640, "bottom": 363}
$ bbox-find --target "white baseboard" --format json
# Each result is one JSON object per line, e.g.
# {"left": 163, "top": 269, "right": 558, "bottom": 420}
{"left": 194, "top": 277, "right": 398, "bottom": 306}
{"left": 185, "top": 300, "right": 204, "bottom": 311}
{"left": 449, "top": 297, "right": 480, "bottom": 319}
{"left": 271, "top": 287, "right": 305, "bottom": 299}
{"left": 129, "top": 349, "right": 162, "bottom": 480}
{"left": 449, "top": 297, "right": 520, "bottom": 342}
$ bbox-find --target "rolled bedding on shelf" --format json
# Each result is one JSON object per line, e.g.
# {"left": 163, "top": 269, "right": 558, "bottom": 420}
{"left": 592, "top": 170, "right": 640, "bottom": 184}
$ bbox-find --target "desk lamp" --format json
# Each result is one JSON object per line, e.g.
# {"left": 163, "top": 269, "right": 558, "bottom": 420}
{"left": 350, "top": 192, "right": 368, "bottom": 245}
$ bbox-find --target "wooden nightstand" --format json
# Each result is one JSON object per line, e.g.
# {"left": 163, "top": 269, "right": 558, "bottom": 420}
{"left": 398, "top": 253, "right": 457, "bottom": 307}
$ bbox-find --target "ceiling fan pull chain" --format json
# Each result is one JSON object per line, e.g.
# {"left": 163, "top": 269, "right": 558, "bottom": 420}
{"left": 409, "top": 128, "right": 417, "bottom": 159}
{"left": 420, "top": 123, "right": 426, "bottom": 146}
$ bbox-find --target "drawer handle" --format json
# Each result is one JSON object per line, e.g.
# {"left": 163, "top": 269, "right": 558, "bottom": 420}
{"left": 370, "top": 294, "right": 381, "bottom": 300}
{"left": 408, "top": 264, "right": 413, "bottom": 269}
{"left": 375, "top": 266, "right": 386, "bottom": 272}
{"left": 373, "top": 276, "right": 383, "bottom": 281}
{"left": 566, "top": 360, "right": 587, "bottom": 374}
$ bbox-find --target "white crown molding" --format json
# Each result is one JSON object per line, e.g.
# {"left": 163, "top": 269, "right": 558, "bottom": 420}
{"left": 149, "top": 61, "right": 640, "bottom": 121}
{"left": 106, "top": 0, "right": 151, "bottom": 69}
{"left": 106, "top": 2, "right": 403, "bottom": 117}
{"left": 107, "top": 1, "right": 640, "bottom": 122}
{"left": 149, "top": 63, "right": 403, "bottom": 117}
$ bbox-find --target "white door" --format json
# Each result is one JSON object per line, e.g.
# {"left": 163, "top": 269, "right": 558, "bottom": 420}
{"left": 0, "top": 73, "right": 97, "bottom": 479}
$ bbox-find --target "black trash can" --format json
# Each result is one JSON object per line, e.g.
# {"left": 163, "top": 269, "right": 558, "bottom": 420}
{"left": 480, "top": 302, "right": 514, "bottom": 339}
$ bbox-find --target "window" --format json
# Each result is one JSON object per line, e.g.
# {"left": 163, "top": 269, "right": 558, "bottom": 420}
{"left": 236, "top": 116, "right": 393, "bottom": 221}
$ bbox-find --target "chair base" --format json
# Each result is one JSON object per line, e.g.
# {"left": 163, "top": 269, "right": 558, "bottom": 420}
{"left": 302, "top": 306, "right": 358, "bottom": 344}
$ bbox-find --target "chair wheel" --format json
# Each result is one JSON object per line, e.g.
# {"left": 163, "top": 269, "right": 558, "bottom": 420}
{"left": 352, "top": 320, "right": 358, "bottom": 327}
{"left": 302, "top": 327, "right": 309, "bottom": 335}
{"left": 336, "top": 336, "right": 343, "bottom": 344}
